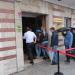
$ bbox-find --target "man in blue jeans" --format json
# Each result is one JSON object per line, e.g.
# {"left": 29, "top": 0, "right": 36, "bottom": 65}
{"left": 35, "top": 31, "right": 44, "bottom": 58}
{"left": 50, "top": 27, "right": 58, "bottom": 65}
{"left": 35, "top": 31, "right": 48, "bottom": 59}
{"left": 64, "top": 28, "right": 73, "bottom": 63}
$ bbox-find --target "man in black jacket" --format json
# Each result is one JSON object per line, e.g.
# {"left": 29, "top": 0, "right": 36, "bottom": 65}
{"left": 50, "top": 27, "right": 58, "bottom": 65}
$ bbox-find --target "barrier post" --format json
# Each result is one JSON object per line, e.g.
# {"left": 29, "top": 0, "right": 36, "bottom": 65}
{"left": 54, "top": 50, "right": 63, "bottom": 75}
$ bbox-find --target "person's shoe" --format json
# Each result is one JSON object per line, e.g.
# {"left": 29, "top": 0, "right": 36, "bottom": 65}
{"left": 51, "top": 63, "right": 57, "bottom": 65}
{"left": 65, "top": 60, "right": 70, "bottom": 64}
{"left": 30, "top": 61, "right": 34, "bottom": 65}
{"left": 43, "top": 57, "right": 47, "bottom": 60}
{"left": 33, "top": 57, "right": 36, "bottom": 59}
{"left": 51, "top": 62, "right": 57, "bottom": 65}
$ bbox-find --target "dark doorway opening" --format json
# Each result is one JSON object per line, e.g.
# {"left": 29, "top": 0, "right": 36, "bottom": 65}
{"left": 22, "top": 17, "right": 42, "bottom": 33}
{"left": 64, "top": 17, "right": 71, "bottom": 27}
{"left": 22, "top": 12, "right": 46, "bottom": 64}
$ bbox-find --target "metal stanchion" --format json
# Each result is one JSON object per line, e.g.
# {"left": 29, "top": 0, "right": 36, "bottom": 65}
{"left": 54, "top": 51, "right": 63, "bottom": 75}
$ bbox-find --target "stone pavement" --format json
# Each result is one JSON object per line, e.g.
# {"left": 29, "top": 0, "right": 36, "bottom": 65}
{"left": 14, "top": 59, "right": 75, "bottom": 75}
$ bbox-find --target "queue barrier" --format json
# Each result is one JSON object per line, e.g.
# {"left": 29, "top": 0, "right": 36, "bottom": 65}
{"left": 38, "top": 44, "right": 75, "bottom": 57}
{"left": 37, "top": 44, "right": 75, "bottom": 75}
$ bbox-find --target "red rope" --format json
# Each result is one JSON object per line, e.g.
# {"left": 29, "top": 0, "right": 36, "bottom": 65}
{"left": 59, "top": 51, "right": 75, "bottom": 58}
{"left": 38, "top": 44, "right": 75, "bottom": 58}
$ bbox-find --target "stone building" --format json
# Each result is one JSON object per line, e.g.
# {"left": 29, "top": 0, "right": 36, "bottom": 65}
{"left": 0, "top": 0, "right": 75, "bottom": 75}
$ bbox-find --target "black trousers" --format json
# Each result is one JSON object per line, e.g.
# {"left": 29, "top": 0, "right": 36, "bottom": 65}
{"left": 65, "top": 45, "right": 70, "bottom": 62}
{"left": 26, "top": 43, "right": 34, "bottom": 62}
{"left": 32, "top": 44, "right": 37, "bottom": 58}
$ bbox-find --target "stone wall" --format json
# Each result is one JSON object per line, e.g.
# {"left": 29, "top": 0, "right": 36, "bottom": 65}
{"left": 0, "top": 1, "right": 17, "bottom": 75}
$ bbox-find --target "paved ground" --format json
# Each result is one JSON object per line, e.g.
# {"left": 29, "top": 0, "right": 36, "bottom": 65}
{"left": 14, "top": 58, "right": 75, "bottom": 75}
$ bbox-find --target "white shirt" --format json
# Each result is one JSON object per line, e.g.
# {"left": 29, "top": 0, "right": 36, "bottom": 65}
{"left": 23, "top": 31, "right": 37, "bottom": 43}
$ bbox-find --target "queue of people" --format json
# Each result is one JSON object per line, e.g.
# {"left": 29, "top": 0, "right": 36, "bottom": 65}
{"left": 23, "top": 27, "right": 75, "bottom": 65}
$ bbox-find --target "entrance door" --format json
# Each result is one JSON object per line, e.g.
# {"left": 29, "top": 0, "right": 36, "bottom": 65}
{"left": 22, "top": 17, "right": 36, "bottom": 64}
{"left": 22, "top": 12, "right": 46, "bottom": 64}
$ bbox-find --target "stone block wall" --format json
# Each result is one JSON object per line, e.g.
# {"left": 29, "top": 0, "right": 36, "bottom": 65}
{"left": 0, "top": 1, "right": 17, "bottom": 75}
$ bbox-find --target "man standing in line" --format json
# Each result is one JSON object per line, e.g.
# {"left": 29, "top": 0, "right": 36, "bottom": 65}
{"left": 23, "top": 27, "right": 37, "bottom": 65}
{"left": 64, "top": 28, "right": 73, "bottom": 63}
{"left": 71, "top": 28, "right": 75, "bottom": 60}
{"left": 50, "top": 27, "right": 58, "bottom": 65}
